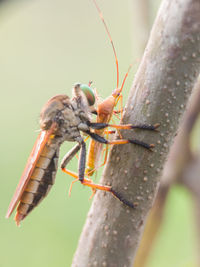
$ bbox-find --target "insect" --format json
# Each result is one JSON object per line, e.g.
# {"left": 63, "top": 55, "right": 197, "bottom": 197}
{"left": 6, "top": 1, "right": 159, "bottom": 226}
{"left": 61, "top": 0, "right": 158, "bottom": 179}
{"left": 85, "top": 1, "right": 137, "bottom": 177}
{"left": 62, "top": 0, "right": 159, "bottom": 178}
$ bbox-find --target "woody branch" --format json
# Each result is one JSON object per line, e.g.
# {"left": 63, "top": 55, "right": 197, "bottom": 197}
{"left": 72, "top": 0, "right": 200, "bottom": 266}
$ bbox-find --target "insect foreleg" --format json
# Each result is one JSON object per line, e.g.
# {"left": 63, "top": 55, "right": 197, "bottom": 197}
{"left": 88, "top": 122, "right": 160, "bottom": 131}
{"left": 61, "top": 143, "right": 81, "bottom": 169}
{"left": 85, "top": 130, "right": 155, "bottom": 150}
{"left": 78, "top": 140, "right": 86, "bottom": 182}
{"left": 61, "top": 140, "right": 92, "bottom": 196}
{"left": 61, "top": 140, "right": 87, "bottom": 182}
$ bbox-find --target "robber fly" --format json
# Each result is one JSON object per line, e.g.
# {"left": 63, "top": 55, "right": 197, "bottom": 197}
{"left": 6, "top": 1, "right": 159, "bottom": 226}
{"left": 6, "top": 83, "right": 159, "bottom": 225}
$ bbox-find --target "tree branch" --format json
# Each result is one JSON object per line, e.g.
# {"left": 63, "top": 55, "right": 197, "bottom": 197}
{"left": 72, "top": 0, "right": 200, "bottom": 266}
{"left": 134, "top": 77, "right": 200, "bottom": 266}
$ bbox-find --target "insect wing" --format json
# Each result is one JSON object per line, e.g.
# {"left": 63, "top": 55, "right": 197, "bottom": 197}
{"left": 6, "top": 123, "right": 57, "bottom": 218}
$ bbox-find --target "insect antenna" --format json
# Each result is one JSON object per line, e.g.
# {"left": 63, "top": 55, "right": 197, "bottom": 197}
{"left": 119, "top": 64, "right": 132, "bottom": 95}
{"left": 114, "top": 64, "right": 132, "bottom": 111}
{"left": 92, "top": 0, "right": 119, "bottom": 89}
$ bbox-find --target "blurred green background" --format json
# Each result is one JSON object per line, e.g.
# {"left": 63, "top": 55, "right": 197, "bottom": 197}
{"left": 0, "top": 0, "right": 199, "bottom": 266}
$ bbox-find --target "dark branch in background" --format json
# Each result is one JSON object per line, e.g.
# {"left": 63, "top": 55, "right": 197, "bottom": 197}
{"left": 72, "top": 0, "right": 200, "bottom": 266}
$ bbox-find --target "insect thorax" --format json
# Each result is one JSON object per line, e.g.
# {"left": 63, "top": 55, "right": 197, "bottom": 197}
{"left": 40, "top": 92, "right": 91, "bottom": 142}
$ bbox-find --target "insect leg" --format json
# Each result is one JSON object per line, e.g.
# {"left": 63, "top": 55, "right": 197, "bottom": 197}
{"left": 85, "top": 131, "right": 155, "bottom": 150}
{"left": 61, "top": 135, "right": 90, "bottom": 172}
{"left": 61, "top": 138, "right": 87, "bottom": 181}
{"left": 88, "top": 122, "right": 160, "bottom": 131}
{"left": 60, "top": 138, "right": 135, "bottom": 208}
{"left": 61, "top": 143, "right": 81, "bottom": 169}
{"left": 60, "top": 144, "right": 80, "bottom": 195}
{"left": 60, "top": 141, "right": 113, "bottom": 196}
{"left": 61, "top": 141, "right": 93, "bottom": 196}
{"left": 78, "top": 140, "right": 86, "bottom": 181}
{"left": 79, "top": 178, "right": 135, "bottom": 209}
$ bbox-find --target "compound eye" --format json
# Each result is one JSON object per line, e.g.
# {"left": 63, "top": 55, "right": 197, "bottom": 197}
{"left": 80, "top": 84, "right": 95, "bottom": 106}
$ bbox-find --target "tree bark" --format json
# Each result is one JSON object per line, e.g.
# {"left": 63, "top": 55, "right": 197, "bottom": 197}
{"left": 134, "top": 78, "right": 200, "bottom": 267}
{"left": 72, "top": 0, "right": 200, "bottom": 266}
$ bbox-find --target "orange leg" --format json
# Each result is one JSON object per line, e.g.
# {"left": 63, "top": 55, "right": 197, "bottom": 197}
{"left": 89, "top": 122, "right": 160, "bottom": 131}
{"left": 107, "top": 139, "right": 155, "bottom": 150}
{"left": 61, "top": 167, "right": 111, "bottom": 197}
{"left": 61, "top": 147, "right": 135, "bottom": 208}
{"left": 81, "top": 180, "right": 111, "bottom": 192}
{"left": 104, "top": 123, "right": 160, "bottom": 130}
{"left": 61, "top": 168, "right": 80, "bottom": 196}
{"left": 86, "top": 130, "right": 156, "bottom": 150}
{"left": 61, "top": 166, "right": 135, "bottom": 208}
{"left": 61, "top": 122, "right": 158, "bottom": 208}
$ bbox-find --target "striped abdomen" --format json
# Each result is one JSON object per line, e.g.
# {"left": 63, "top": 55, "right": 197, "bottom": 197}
{"left": 15, "top": 140, "right": 60, "bottom": 223}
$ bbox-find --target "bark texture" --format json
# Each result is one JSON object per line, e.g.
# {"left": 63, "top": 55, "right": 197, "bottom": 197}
{"left": 72, "top": 0, "right": 200, "bottom": 266}
{"left": 134, "top": 77, "right": 200, "bottom": 267}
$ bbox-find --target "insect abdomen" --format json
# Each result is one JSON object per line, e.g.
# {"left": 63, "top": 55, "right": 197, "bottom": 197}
{"left": 15, "top": 142, "right": 59, "bottom": 224}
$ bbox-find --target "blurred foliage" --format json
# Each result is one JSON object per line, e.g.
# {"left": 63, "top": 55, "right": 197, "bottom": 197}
{"left": 0, "top": 0, "right": 199, "bottom": 266}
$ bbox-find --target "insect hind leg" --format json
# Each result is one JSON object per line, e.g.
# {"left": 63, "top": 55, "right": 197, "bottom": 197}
{"left": 61, "top": 142, "right": 135, "bottom": 207}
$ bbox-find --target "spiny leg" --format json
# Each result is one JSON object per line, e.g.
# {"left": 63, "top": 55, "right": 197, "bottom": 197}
{"left": 88, "top": 121, "right": 159, "bottom": 149}
{"left": 79, "top": 179, "right": 135, "bottom": 208}
{"left": 61, "top": 140, "right": 135, "bottom": 208}
{"left": 88, "top": 122, "right": 160, "bottom": 131}
{"left": 62, "top": 158, "right": 125, "bottom": 202}
{"left": 86, "top": 130, "right": 155, "bottom": 150}
{"left": 61, "top": 141, "right": 111, "bottom": 197}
